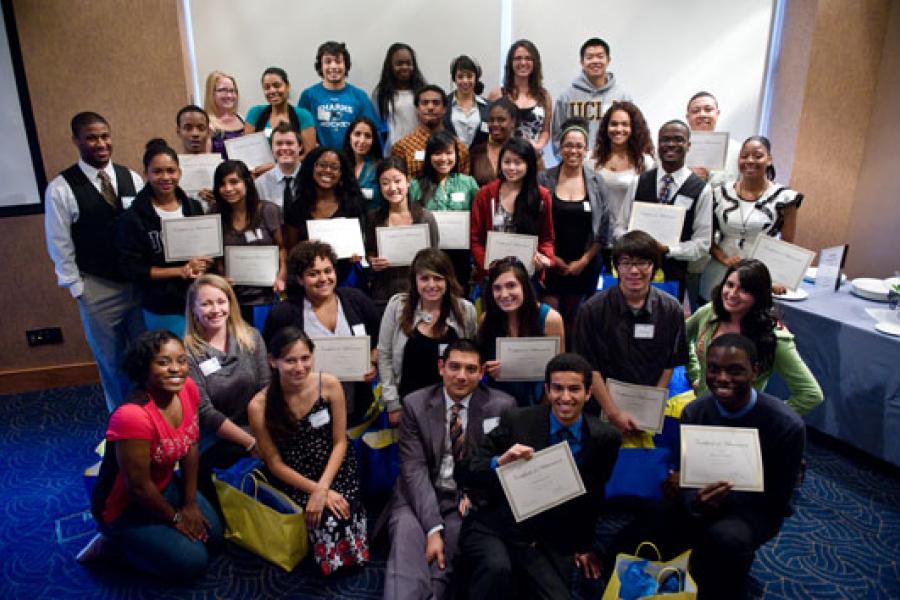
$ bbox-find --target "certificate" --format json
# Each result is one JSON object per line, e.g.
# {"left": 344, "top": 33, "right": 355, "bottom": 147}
{"left": 376, "top": 223, "right": 431, "bottom": 266}
{"left": 306, "top": 218, "right": 366, "bottom": 259}
{"left": 485, "top": 231, "right": 539, "bottom": 275}
{"left": 225, "top": 245, "right": 279, "bottom": 286}
{"left": 815, "top": 244, "right": 848, "bottom": 292}
{"left": 178, "top": 153, "right": 222, "bottom": 195}
{"left": 497, "top": 441, "right": 586, "bottom": 522}
{"left": 680, "top": 425, "right": 764, "bottom": 492}
{"left": 627, "top": 202, "right": 687, "bottom": 248}
{"left": 433, "top": 211, "right": 470, "bottom": 250}
{"left": 495, "top": 336, "right": 560, "bottom": 382}
{"left": 685, "top": 131, "right": 729, "bottom": 170}
{"left": 311, "top": 336, "right": 370, "bottom": 382}
{"left": 223, "top": 132, "right": 274, "bottom": 169}
{"left": 749, "top": 236, "right": 816, "bottom": 291}
{"left": 162, "top": 214, "right": 223, "bottom": 262}
{"left": 606, "top": 379, "right": 667, "bottom": 434}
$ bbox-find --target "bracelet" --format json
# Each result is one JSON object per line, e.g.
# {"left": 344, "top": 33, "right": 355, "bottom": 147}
{"left": 246, "top": 439, "right": 257, "bottom": 453}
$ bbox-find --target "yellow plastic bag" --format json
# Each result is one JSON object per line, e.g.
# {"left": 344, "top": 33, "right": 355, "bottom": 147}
{"left": 213, "top": 471, "right": 308, "bottom": 571}
{"left": 602, "top": 542, "right": 698, "bottom": 600}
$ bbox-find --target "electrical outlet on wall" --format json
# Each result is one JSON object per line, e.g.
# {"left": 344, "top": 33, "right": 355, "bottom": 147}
{"left": 26, "top": 328, "right": 64, "bottom": 347}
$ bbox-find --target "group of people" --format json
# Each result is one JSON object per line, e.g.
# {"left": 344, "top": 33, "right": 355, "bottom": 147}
{"left": 44, "top": 36, "right": 825, "bottom": 599}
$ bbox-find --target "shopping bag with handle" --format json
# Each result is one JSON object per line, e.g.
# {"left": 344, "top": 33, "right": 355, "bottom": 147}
{"left": 213, "top": 458, "right": 308, "bottom": 571}
{"left": 602, "top": 542, "right": 698, "bottom": 600}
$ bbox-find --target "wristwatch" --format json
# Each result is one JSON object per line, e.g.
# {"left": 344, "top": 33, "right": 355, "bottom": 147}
{"left": 171, "top": 511, "right": 182, "bottom": 525}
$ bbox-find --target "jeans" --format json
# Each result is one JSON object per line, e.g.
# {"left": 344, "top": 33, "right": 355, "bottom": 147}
{"left": 142, "top": 310, "right": 186, "bottom": 337}
{"left": 100, "top": 478, "right": 224, "bottom": 579}
{"left": 77, "top": 274, "right": 145, "bottom": 411}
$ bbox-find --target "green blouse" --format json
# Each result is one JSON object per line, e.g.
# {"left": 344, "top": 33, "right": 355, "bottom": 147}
{"left": 408, "top": 173, "right": 478, "bottom": 211}
{"left": 686, "top": 303, "right": 824, "bottom": 416}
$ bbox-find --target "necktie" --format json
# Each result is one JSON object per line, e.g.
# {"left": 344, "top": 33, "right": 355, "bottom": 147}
{"left": 659, "top": 173, "right": 675, "bottom": 205}
{"left": 97, "top": 170, "right": 119, "bottom": 209}
{"left": 449, "top": 402, "right": 465, "bottom": 464}
{"left": 282, "top": 176, "right": 295, "bottom": 216}
{"left": 555, "top": 426, "right": 574, "bottom": 446}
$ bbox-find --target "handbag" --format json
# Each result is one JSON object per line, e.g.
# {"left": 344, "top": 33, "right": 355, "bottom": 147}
{"left": 348, "top": 386, "right": 401, "bottom": 500}
{"left": 602, "top": 542, "right": 698, "bottom": 600}
{"left": 213, "top": 461, "right": 308, "bottom": 572}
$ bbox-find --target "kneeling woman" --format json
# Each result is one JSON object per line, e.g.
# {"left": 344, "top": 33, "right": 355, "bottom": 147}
{"left": 86, "top": 330, "right": 223, "bottom": 578}
{"left": 248, "top": 327, "right": 368, "bottom": 575}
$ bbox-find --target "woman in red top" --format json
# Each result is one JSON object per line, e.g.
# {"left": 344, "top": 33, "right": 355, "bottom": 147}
{"left": 79, "top": 330, "right": 223, "bottom": 578}
{"left": 470, "top": 137, "right": 554, "bottom": 282}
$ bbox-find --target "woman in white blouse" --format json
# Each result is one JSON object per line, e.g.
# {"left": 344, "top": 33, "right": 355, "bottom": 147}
{"left": 700, "top": 136, "right": 803, "bottom": 299}
{"left": 592, "top": 101, "right": 655, "bottom": 244}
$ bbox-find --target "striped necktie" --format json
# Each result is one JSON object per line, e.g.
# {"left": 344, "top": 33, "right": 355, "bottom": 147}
{"left": 449, "top": 402, "right": 465, "bottom": 464}
{"left": 97, "top": 170, "right": 120, "bottom": 209}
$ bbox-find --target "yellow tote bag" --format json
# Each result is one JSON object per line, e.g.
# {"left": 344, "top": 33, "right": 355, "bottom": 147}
{"left": 213, "top": 471, "right": 309, "bottom": 572}
{"left": 602, "top": 542, "right": 698, "bottom": 600}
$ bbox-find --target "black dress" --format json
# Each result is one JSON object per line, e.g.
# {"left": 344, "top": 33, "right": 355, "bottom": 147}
{"left": 545, "top": 193, "right": 601, "bottom": 296}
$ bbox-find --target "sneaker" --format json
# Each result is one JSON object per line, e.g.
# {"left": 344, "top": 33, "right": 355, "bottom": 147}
{"left": 76, "top": 533, "right": 108, "bottom": 563}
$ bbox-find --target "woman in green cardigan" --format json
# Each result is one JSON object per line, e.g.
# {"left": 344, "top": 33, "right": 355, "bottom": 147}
{"left": 687, "top": 259, "right": 823, "bottom": 415}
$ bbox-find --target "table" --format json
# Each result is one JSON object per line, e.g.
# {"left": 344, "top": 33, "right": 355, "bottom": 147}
{"left": 771, "top": 282, "right": 900, "bottom": 467}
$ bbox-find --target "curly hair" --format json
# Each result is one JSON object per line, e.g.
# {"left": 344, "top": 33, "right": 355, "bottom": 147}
{"left": 123, "top": 329, "right": 185, "bottom": 388}
{"left": 593, "top": 101, "right": 655, "bottom": 172}
{"left": 287, "top": 240, "right": 338, "bottom": 283}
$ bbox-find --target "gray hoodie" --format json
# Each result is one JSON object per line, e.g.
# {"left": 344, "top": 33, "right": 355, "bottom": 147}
{"left": 551, "top": 71, "right": 632, "bottom": 156}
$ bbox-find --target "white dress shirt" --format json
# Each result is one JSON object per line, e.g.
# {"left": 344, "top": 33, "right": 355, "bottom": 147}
{"left": 654, "top": 165, "right": 713, "bottom": 262}
{"left": 254, "top": 162, "right": 301, "bottom": 220}
{"left": 44, "top": 159, "right": 143, "bottom": 298}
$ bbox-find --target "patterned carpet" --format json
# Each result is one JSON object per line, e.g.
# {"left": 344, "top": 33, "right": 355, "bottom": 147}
{"left": 0, "top": 384, "right": 898, "bottom": 599}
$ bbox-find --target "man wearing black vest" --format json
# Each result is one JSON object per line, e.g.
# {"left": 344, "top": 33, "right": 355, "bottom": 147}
{"left": 630, "top": 120, "right": 712, "bottom": 301}
{"left": 44, "top": 112, "right": 145, "bottom": 411}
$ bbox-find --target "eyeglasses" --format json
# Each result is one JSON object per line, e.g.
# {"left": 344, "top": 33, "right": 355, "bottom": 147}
{"left": 616, "top": 259, "right": 654, "bottom": 271}
{"left": 214, "top": 88, "right": 237, "bottom": 95}
{"left": 512, "top": 56, "right": 534, "bottom": 63}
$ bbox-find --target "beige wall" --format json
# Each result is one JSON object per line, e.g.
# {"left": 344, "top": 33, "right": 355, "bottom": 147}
{"left": 0, "top": 0, "right": 190, "bottom": 376}
{"left": 770, "top": 0, "right": 895, "bottom": 274}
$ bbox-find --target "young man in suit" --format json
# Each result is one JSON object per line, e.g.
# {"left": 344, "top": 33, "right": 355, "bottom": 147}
{"left": 455, "top": 352, "right": 621, "bottom": 600}
{"left": 44, "top": 112, "right": 145, "bottom": 411}
{"left": 382, "top": 339, "right": 516, "bottom": 600}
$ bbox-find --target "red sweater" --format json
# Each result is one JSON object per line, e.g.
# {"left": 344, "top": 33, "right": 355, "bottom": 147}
{"left": 469, "top": 179, "right": 555, "bottom": 281}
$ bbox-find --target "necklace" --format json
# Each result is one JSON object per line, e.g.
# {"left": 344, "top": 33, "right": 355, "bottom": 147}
{"left": 735, "top": 181, "right": 767, "bottom": 249}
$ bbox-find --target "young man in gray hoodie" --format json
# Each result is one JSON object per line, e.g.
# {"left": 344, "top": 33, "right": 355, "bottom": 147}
{"left": 551, "top": 37, "right": 632, "bottom": 156}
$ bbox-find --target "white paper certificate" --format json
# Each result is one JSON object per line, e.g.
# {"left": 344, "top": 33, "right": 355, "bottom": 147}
{"left": 311, "top": 336, "right": 370, "bottom": 382}
{"left": 496, "top": 336, "right": 560, "bottom": 382}
{"left": 749, "top": 236, "right": 816, "bottom": 291}
{"left": 627, "top": 202, "right": 687, "bottom": 248}
{"left": 680, "top": 425, "right": 764, "bottom": 492}
{"left": 225, "top": 245, "right": 279, "bottom": 286}
{"left": 306, "top": 218, "right": 366, "bottom": 259}
{"left": 685, "top": 131, "right": 730, "bottom": 170}
{"left": 162, "top": 214, "right": 223, "bottom": 262}
{"left": 485, "top": 231, "right": 539, "bottom": 275}
{"left": 376, "top": 223, "right": 431, "bottom": 266}
{"left": 433, "top": 211, "right": 470, "bottom": 250}
{"left": 497, "top": 441, "right": 586, "bottom": 522}
{"left": 223, "top": 132, "right": 274, "bottom": 170}
{"left": 606, "top": 379, "right": 667, "bottom": 434}
{"left": 178, "top": 153, "right": 222, "bottom": 195}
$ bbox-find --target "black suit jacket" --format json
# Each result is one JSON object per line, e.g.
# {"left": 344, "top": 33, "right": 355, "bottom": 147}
{"left": 455, "top": 404, "right": 621, "bottom": 555}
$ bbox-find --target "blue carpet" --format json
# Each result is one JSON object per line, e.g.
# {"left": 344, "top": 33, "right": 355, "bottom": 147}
{"left": 1, "top": 384, "right": 898, "bottom": 599}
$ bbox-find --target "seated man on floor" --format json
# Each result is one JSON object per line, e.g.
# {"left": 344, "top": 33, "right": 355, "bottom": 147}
{"left": 617, "top": 333, "right": 805, "bottom": 600}
{"left": 382, "top": 339, "right": 516, "bottom": 600}
{"left": 455, "top": 353, "right": 621, "bottom": 600}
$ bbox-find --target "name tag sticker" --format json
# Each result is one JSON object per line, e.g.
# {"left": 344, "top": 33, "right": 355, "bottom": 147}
{"left": 414, "top": 150, "right": 425, "bottom": 161}
{"left": 199, "top": 357, "right": 221, "bottom": 376}
{"left": 352, "top": 323, "right": 367, "bottom": 336}
{"left": 673, "top": 194, "right": 693, "bottom": 209}
{"left": 483, "top": 417, "right": 500, "bottom": 434}
{"left": 583, "top": 201, "right": 592, "bottom": 213}
{"left": 480, "top": 122, "right": 489, "bottom": 133}
{"left": 317, "top": 107, "right": 331, "bottom": 121}
{"left": 361, "top": 188, "right": 374, "bottom": 200}
{"left": 244, "top": 229, "right": 259, "bottom": 243}
{"left": 450, "top": 192, "right": 465, "bottom": 203}
{"left": 309, "top": 409, "right": 331, "bottom": 429}
{"left": 634, "top": 324, "right": 655, "bottom": 339}
{"left": 122, "top": 196, "right": 135, "bottom": 210}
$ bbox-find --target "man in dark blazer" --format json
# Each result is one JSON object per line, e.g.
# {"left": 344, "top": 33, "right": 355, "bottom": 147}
{"left": 382, "top": 339, "right": 516, "bottom": 600}
{"left": 455, "top": 353, "right": 622, "bottom": 600}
